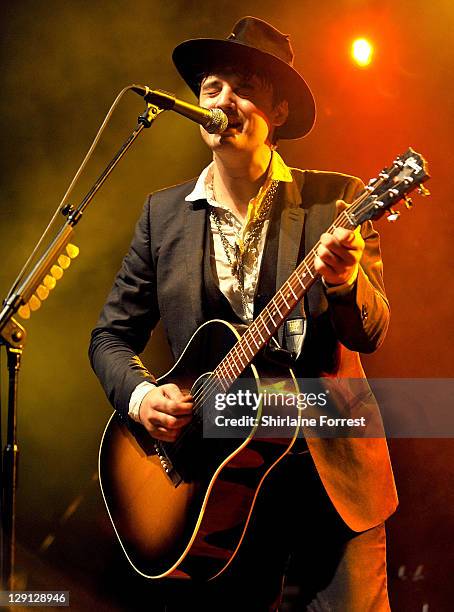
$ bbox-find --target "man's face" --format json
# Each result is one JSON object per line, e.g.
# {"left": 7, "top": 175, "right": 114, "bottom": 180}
{"left": 198, "top": 71, "right": 287, "bottom": 155}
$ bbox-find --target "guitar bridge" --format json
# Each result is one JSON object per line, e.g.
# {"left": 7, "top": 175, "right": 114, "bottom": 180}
{"left": 154, "top": 441, "right": 183, "bottom": 487}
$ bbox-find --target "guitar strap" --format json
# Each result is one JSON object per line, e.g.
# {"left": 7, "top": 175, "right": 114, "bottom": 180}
{"left": 276, "top": 206, "right": 307, "bottom": 358}
{"left": 253, "top": 180, "right": 307, "bottom": 360}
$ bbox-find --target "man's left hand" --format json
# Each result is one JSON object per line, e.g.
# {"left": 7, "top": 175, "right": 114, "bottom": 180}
{"left": 314, "top": 216, "right": 365, "bottom": 287}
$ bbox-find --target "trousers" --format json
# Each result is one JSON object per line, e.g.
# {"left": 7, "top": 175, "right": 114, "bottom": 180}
{"left": 162, "top": 451, "right": 390, "bottom": 611}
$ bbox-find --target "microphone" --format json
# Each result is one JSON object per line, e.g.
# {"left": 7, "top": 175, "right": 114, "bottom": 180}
{"left": 131, "top": 85, "right": 228, "bottom": 134}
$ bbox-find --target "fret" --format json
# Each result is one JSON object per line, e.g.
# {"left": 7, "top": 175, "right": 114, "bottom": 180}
{"left": 242, "top": 337, "right": 255, "bottom": 360}
{"left": 273, "top": 301, "right": 283, "bottom": 318}
{"left": 220, "top": 353, "right": 231, "bottom": 374}
{"left": 294, "top": 271, "right": 306, "bottom": 289}
{"left": 243, "top": 333, "right": 253, "bottom": 355}
{"left": 232, "top": 344, "right": 246, "bottom": 369}
{"left": 250, "top": 331, "right": 260, "bottom": 350}
{"left": 238, "top": 328, "right": 255, "bottom": 363}
{"left": 266, "top": 306, "right": 277, "bottom": 327}
{"left": 214, "top": 365, "right": 224, "bottom": 381}
{"left": 221, "top": 360, "right": 235, "bottom": 380}
{"left": 241, "top": 334, "right": 255, "bottom": 359}
{"left": 260, "top": 317, "right": 271, "bottom": 335}
{"left": 255, "top": 325, "right": 265, "bottom": 343}
{"left": 217, "top": 363, "right": 230, "bottom": 380}
{"left": 287, "top": 282, "right": 298, "bottom": 300}
{"left": 303, "top": 260, "right": 315, "bottom": 279}
{"left": 279, "top": 290, "right": 290, "bottom": 310}
{"left": 228, "top": 353, "right": 241, "bottom": 377}
{"left": 238, "top": 341, "right": 250, "bottom": 363}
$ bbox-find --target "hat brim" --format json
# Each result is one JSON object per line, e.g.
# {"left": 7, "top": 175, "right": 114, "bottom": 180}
{"left": 172, "top": 38, "right": 316, "bottom": 140}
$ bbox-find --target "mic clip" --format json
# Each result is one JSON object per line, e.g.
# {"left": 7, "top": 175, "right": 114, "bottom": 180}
{"left": 138, "top": 103, "right": 166, "bottom": 128}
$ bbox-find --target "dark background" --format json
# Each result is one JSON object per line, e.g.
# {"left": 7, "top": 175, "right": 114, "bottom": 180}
{"left": 1, "top": 1, "right": 453, "bottom": 609}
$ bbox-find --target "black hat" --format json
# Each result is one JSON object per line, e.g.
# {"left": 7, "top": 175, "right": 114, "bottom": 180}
{"left": 172, "top": 16, "right": 316, "bottom": 140}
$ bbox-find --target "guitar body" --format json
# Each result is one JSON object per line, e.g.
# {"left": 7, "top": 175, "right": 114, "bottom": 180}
{"left": 99, "top": 319, "right": 300, "bottom": 580}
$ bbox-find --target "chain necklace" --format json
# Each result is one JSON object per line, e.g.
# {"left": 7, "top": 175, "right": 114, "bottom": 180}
{"left": 209, "top": 178, "right": 279, "bottom": 319}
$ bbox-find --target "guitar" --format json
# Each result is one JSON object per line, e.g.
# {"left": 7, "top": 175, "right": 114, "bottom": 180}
{"left": 98, "top": 149, "right": 429, "bottom": 580}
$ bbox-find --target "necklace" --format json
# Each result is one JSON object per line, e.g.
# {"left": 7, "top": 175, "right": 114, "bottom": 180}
{"left": 210, "top": 177, "right": 279, "bottom": 319}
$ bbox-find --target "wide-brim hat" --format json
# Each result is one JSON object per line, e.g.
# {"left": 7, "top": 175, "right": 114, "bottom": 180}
{"left": 172, "top": 16, "right": 316, "bottom": 140}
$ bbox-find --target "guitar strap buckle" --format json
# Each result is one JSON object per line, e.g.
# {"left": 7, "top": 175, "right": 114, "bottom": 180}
{"left": 283, "top": 316, "right": 307, "bottom": 361}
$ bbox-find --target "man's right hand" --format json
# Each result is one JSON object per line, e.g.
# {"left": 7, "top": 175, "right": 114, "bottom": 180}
{"left": 138, "top": 384, "right": 193, "bottom": 442}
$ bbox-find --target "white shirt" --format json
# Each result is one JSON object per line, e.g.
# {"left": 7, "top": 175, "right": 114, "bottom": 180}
{"left": 185, "top": 150, "right": 293, "bottom": 323}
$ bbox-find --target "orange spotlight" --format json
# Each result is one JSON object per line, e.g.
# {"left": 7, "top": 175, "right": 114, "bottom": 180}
{"left": 351, "top": 38, "right": 374, "bottom": 67}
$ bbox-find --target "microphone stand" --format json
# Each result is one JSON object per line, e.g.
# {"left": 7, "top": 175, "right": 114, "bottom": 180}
{"left": 0, "top": 100, "right": 164, "bottom": 590}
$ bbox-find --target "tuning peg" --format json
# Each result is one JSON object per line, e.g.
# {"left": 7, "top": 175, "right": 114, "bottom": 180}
{"left": 404, "top": 196, "right": 413, "bottom": 209}
{"left": 418, "top": 185, "right": 430, "bottom": 197}
{"left": 387, "top": 210, "right": 400, "bottom": 222}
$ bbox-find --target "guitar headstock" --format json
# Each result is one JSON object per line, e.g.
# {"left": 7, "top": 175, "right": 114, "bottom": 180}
{"left": 350, "top": 148, "right": 430, "bottom": 225}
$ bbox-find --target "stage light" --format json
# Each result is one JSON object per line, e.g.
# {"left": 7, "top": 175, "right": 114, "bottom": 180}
{"left": 351, "top": 38, "right": 373, "bottom": 67}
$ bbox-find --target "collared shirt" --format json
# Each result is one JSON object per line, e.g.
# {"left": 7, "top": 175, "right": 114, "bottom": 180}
{"left": 185, "top": 150, "right": 293, "bottom": 322}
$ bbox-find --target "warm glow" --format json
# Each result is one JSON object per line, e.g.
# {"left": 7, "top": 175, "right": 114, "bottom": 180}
{"left": 351, "top": 38, "right": 373, "bottom": 67}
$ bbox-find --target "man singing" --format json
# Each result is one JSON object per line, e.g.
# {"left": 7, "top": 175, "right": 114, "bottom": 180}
{"left": 90, "top": 16, "right": 397, "bottom": 611}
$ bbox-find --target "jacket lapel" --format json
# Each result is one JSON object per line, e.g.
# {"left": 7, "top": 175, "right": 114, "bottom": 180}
{"left": 276, "top": 171, "right": 306, "bottom": 289}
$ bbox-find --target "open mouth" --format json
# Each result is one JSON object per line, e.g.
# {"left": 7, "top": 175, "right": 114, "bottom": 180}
{"left": 226, "top": 120, "right": 242, "bottom": 131}
{"left": 226, "top": 123, "right": 242, "bottom": 132}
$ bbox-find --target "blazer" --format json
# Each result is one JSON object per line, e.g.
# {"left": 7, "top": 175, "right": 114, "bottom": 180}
{"left": 89, "top": 167, "right": 398, "bottom": 532}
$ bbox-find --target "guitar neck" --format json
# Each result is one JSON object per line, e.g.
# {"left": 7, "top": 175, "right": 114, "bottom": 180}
{"left": 213, "top": 203, "right": 360, "bottom": 385}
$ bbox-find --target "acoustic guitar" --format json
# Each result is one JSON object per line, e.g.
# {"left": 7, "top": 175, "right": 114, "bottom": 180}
{"left": 98, "top": 149, "right": 429, "bottom": 580}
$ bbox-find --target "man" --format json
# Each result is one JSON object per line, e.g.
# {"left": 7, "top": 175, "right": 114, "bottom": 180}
{"left": 90, "top": 17, "right": 397, "bottom": 611}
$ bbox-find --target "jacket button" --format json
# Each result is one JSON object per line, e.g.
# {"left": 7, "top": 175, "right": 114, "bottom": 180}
{"left": 361, "top": 305, "right": 368, "bottom": 321}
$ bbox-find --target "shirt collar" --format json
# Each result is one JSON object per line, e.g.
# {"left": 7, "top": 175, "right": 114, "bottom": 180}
{"left": 185, "top": 164, "right": 213, "bottom": 203}
{"left": 185, "top": 150, "right": 294, "bottom": 203}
